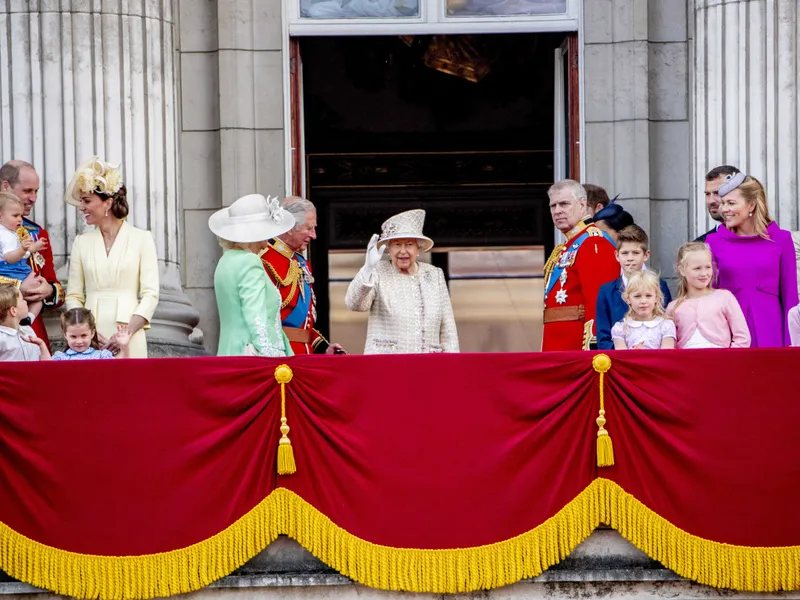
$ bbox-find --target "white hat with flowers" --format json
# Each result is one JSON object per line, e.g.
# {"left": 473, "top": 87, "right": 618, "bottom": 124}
{"left": 64, "top": 156, "right": 124, "bottom": 206}
{"left": 208, "top": 194, "right": 296, "bottom": 243}
{"left": 377, "top": 209, "right": 434, "bottom": 252}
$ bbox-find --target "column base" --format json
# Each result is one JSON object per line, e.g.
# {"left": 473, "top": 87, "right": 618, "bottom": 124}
{"left": 147, "top": 263, "right": 208, "bottom": 356}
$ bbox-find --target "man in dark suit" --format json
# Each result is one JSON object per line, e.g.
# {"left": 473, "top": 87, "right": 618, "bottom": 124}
{"left": 596, "top": 225, "right": 672, "bottom": 350}
{"left": 695, "top": 165, "right": 740, "bottom": 242}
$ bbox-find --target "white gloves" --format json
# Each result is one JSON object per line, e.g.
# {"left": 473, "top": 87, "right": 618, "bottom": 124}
{"left": 363, "top": 234, "right": 386, "bottom": 278}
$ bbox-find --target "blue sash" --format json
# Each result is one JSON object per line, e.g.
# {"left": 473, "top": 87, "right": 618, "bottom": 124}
{"left": 545, "top": 229, "right": 615, "bottom": 297}
{"left": 282, "top": 255, "right": 312, "bottom": 328}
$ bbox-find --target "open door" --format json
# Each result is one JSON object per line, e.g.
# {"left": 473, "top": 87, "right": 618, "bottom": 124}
{"left": 289, "top": 38, "right": 305, "bottom": 197}
{"left": 291, "top": 33, "right": 573, "bottom": 350}
{"left": 554, "top": 33, "right": 580, "bottom": 182}
{"left": 551, "top": 33, "right": 581, "bottom": 252}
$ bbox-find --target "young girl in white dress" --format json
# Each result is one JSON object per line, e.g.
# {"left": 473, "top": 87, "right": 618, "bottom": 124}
{"left": 612, "top": 270, "right": 676, "bottom": 350}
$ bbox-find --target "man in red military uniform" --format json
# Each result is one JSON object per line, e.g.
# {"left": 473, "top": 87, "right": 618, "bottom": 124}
{"left": 260, "top": 197, "right": 344, "bottom": 355}
{"left": 0, "top": 160, "right": 64, "bottom": 349}
{"left": 542, "top": 180, "right": 618, "bottom": 351}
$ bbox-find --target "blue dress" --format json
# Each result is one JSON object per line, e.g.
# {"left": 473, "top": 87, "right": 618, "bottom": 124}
{"left": 51, "top": 348, "right": 115, "bottom": 360}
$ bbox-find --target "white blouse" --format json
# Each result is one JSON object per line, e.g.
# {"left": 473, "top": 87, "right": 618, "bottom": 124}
{"left": 0, "top": 325, "right": 40, "bottom": 361}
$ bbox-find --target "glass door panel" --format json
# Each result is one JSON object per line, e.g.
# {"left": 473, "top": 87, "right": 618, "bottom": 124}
{"left": 301, "top": 0, "right": 420, "bottom": 18}
{"left": 445, "top": 0, "right": 566, "bottom": 17}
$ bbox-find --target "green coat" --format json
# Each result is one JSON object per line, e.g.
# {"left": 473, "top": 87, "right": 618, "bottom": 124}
{"left": 214, "top": 250, "right": 293, "bottom": 357}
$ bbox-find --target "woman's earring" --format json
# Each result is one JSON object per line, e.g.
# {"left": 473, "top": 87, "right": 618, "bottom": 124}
{"left": 105, "top": 209, "right": 109, "bottom": 217}
{"left": 748, "top": 212, "right": 753, "bottom": 217}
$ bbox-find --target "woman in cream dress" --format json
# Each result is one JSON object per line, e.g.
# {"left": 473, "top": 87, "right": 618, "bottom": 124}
{"left": 345, "top": 209, "right": 459, "bottom": 354}
{"left": 64, "top": 157, "right": 159, "bottom": 358}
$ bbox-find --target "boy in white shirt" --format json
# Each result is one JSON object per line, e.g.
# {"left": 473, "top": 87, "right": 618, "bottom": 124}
{"left": 0, "top": 282, "right": 49, "bottom": 361}
{"left": 0, "top": 192, "right": 47, "bottom": 320}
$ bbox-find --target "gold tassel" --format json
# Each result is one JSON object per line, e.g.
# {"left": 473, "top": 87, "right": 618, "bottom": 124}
{"left": 592, "top": 354, "right": 614, "bottom": 467}
{"left": 274, "top": 364, "right": 296, "bottom": 475}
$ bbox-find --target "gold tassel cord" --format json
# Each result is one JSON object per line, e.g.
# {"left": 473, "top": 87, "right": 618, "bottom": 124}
{"left": 1, "top": 481, "right": 799, "bottom": 598}
{"left": 592, "top": 354, "right": 614, "bottom": 467}
{"left": 274, "top": 365, "right": 296, "bottom": 476}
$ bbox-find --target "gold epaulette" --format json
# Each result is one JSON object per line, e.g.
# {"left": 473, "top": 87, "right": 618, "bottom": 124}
{"left": 585, "top": 225, "right": 605, "bottom": 237}
{"left": 15, "top": 226, "right": 31, "bottom": 243}
{"left": 0, "top": 275, "right": 21, "bottom": 289}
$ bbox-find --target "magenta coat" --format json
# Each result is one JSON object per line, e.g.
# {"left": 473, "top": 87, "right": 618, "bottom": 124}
{"left": 706, "top": 222, "right": 799, "bottom": 347}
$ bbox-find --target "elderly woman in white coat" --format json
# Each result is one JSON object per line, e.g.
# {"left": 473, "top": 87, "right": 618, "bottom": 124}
{"left": 345, "top": 209, "right": 459, "bottom": 354}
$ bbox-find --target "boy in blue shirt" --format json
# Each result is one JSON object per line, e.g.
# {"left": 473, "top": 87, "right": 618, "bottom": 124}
{"left": 596, "top": 225, "right": 672, "bottom": 350}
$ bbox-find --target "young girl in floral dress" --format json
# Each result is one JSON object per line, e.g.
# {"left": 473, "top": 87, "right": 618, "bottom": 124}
{"left": 611, "top": 270, "right": 676, "bottom": 350}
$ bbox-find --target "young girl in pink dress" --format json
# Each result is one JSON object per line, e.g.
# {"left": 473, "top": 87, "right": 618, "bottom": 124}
{"left": 666, "top": 242, "right": 750, "bottom": 349}
{"left": 611, "top": 270, "right": 676, "bottom": 350}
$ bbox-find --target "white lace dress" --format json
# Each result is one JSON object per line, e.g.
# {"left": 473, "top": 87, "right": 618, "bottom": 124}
{"left": 346, "top": 261, "right": 459, "bottom": 355}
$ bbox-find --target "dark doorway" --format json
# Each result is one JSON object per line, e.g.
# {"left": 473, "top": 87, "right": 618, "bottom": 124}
{"left": 297, "top": 33, "right": 573, "bottom": 351}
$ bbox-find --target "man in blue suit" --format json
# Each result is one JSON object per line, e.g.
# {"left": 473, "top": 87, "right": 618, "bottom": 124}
{"left": 596, "top": 224, "right": 672, "bottom": 350}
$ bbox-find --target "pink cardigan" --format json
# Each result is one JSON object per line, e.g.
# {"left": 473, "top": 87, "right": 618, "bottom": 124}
{"left": 666, "top": 289, "right": 751, "bottom": 348}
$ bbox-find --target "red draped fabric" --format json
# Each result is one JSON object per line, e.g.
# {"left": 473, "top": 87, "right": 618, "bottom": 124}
{"left": 603, "top": 348, "right": 800, "bottom": 547}
{"left": 0, "top": 350, "right": 798, "bottom": 598}
{"left": 281, "top": 353, "right": 597, "bottom": 548}
{"left": 0, "top": 358, "right": 280, "bottom": 555}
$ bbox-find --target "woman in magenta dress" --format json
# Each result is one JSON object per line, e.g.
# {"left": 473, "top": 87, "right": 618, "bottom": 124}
{"left": 706, "top": 173, "right": 798, "bottom": 347}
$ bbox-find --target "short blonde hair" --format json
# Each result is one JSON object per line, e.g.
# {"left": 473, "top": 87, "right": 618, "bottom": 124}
{"left": 0, "top": 283, "right": 20, "bottom": 322}
{"left": 622, "top": 270, "right": 667, "bottom": 320}
{"left": 0, "top": 192, "right": 23, "bottom": 213}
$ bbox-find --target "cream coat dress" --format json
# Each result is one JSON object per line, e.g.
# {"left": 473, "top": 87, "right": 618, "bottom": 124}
{"left": 346, "top": 260, "right": 459, "bottom": 354}
{"left": 66, "top": 222, "right": 159, "bottom": 358}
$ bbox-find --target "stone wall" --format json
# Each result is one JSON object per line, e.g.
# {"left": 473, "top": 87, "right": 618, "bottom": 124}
{"left": 691, "top": 0, "right": 800, "bottom": 233}
{"left": 583, "top": 0, "right": 692, "bottom": 279}
{"left": 177, "top": 0, "right": 286, "bottom": 353}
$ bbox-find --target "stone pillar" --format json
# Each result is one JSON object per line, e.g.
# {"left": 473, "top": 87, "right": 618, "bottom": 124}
{"left": 177, "top": 0, "right": 285, "bottom": 353}
{"left": 691, "top": 0, "right": 799, "bottom": 235}
{"left": 582, "top": 0, "right": 691, "bottom": 277}
{"left": 0, "top": 0, "right": 204, "bottom": 356}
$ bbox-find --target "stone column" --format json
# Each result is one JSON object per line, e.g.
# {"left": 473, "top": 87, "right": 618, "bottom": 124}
{"left": 0, "top": 0, "right": 204, "bottom": 355}
{"left": 691, "top": 0, "right": 799, "bottom": 235}
{"left": 582, "top": 0, "right": 691, "bottom": 277}
{"left": 177, "top": 0, "right": 285, "bottom": 353}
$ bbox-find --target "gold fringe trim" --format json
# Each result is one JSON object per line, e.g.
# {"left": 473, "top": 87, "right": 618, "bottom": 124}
{"left": 0, "top": 492, "right": 284, "bottom": 600}
{"left": 1, "top": 480, "right": 799, "bottom": 599}
{"left": 597, "top": 478, "right": 800, "bottom": 592}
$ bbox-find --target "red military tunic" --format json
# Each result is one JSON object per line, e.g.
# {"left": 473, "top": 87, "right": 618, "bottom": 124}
{"left": 0, "top": 218, "right": 65, "bottom": 350}
{"left": 542, "top": 221, "right": 618, "bottom": 351}
{"left": 260, "top": 238, "right": 329, "bottom": 355}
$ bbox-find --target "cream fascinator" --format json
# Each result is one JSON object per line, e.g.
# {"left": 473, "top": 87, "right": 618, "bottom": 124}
{"left": 64, "top": 157, "right": 124, "bottom": 206}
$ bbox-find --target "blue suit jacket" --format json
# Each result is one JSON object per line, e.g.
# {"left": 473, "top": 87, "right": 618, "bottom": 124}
{"left": 596, "top": 276, "right": 673, "bottom": 350}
